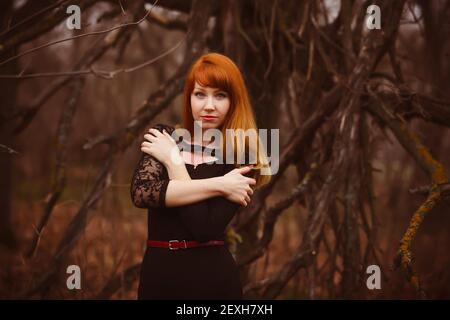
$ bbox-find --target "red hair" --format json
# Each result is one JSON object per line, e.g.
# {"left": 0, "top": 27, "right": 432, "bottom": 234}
{"left": 182, "top": 53, "right": 271, "bottom": 187}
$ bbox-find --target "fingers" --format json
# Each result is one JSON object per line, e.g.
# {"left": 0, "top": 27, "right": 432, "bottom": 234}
{"left": 162, "top": 130, "right": 176, "bottom": 142}
{"left": 141, "top": 141, "right": 152, "bottom": 148}
{"left": 241, "top": 189, "right": 252, "bottom": 206}
{"left": 144, "top": 128, "right": 173, "bottom": 145}
{"left": 237, "top": 192, "right": 252, "bottom": 207}
{"left": 140, "top": 146, "right": 152, "bottom": 155}
{"left": 146, "top": 129, "right": 175, "bottom": 145}
{"left": 236, "top": 165, "right": 254, "bottom": 174}
{"left": 248, "top": 178, "right": 257, "bottom": 186}
{"left": 143, "top": 133, "right": 157, "bottom": 143}
{"left": 148, "top": 128, "right": 163, "bottom": 136}
{"left": 237, "top": 166, "right": 250, "bottom": 173}
{"left": 141, "top": 139, "right": 154, "bottom": 155}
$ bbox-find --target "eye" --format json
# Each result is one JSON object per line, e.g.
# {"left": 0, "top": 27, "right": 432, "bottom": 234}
{"left": 216, "top": 92, "right": 227, "bottom": 99}
{"left": 194, "top": 91, "right": 205, "bottom": 98}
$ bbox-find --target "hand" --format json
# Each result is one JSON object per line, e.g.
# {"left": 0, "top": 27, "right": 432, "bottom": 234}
{"left": 219, "top": 166, "right": 256, "bottom": 206}
{"left": 141, "top": 128, "right": 182, "bottom": 166}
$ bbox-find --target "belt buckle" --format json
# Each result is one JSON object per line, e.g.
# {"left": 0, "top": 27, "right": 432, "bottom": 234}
{"left": 168, "top": 240, "right": 187, "bottom": 250}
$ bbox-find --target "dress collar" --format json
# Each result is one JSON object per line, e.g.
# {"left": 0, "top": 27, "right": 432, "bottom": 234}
{"left": 176, "top": 138, "right": 219, "bottom": 155}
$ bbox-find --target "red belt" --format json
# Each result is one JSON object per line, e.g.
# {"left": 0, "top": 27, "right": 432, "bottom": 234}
{"left": 147, "top": 239, "right": 225, "bottom": 250}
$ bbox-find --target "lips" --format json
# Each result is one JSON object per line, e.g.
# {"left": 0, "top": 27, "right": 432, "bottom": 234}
{"left": 201, "top": 116, "right": 217, "bottom": 121}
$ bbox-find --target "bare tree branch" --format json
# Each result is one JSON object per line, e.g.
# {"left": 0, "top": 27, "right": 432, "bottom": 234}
{"left": 17, "top": 0, "right": 214, "bottom": 298}
{"left": 237, "top": 163, "right": 318, "bottom": 267}
{"left": 27, "top": 79, "right": 85, "bottom": 258}
{"left": 366, "top": 86, "right": 449, "bottom": 297}
{"left": 0, "top": 0, "right": 106, "bottom": 54}
{"left": 145, "top": 8, "right": 188, "bottom": 31}
{"left": 96, "top": 263, "right": 141, "bottom": 299}
{"left": 0, "top": 143, "right": 19, "bottom": 154}
{"left": 0, "top": 33, "right": 186, "bottom": 80}
{"left": 0, "top": 0, "right": 159, "bottom": 68}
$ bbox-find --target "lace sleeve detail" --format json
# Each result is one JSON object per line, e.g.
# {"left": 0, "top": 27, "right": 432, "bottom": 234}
{"left": 130, "top": 124, "right": 175, "bottom": 208}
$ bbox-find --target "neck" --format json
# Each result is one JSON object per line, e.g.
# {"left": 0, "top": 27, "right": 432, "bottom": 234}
{"left": 190, "top": 129, "right": 218, "bottom": 147}
{"left": 190, "top": 138, "right": 215, "bottom": 147}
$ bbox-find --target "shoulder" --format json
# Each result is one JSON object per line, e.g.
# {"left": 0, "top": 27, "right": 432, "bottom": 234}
{"left": 148, "top": 123, "right": 176, "bottom": 135}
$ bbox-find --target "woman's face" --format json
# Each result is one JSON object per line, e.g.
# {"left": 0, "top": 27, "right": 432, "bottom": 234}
{"left": 190, "top": 81, "right": 230, "bottom": 132}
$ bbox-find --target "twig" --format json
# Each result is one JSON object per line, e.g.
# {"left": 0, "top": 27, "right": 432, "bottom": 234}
{"left": 96, "top": 263, "right": 141, "bottom": 299}
{"left": 409, "top": 183, "right": 450, "bottom": 196}
{"left": 8, "top": 8, "right": 127, "bottom": 134}
{"left": 237, "top": 163, "right": 318, "bottom": 267}
{"left": 0, "top": 143, "right": 19, "bottom": 154}
{"left": 27, "top": 79, "right": 85, "bottom": 258}
{"left": 18, "top": 0, "right": 214, "bottom": 298}
{"left": 145, "top": 9, "right": 188, "bottom": 31}
{"left": 263, "top": 0, "right": 277, "bottom": 79}
{"left": 235, "top": 85, "right": 343, "bottom": 233}
{"left": 0, "top": 0, "right": 160, "bottom": 68}
{"left": 0, "top": 32, "right": 187, "bottom": 80}
{"left": 0, "top": 0, "right": 70, "bottom": 38}
{"left": 367, "top": 86, "right": 449, "bottom": 297}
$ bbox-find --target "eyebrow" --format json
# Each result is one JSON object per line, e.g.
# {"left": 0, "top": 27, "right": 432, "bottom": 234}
{"left": 194, "top": 87, "right": 226, "bottom": 93}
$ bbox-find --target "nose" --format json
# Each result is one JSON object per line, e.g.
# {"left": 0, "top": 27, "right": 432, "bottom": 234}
{"left": 204, "top": 95, "right": 215, "bottom": 111}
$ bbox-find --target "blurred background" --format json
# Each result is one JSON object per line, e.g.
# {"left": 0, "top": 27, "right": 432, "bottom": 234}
{"left": 0, "top": 0, "right": 450, "bottom": 299}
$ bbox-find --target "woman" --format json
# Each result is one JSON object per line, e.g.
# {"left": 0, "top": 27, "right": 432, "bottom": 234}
{"left": 130, "top": 52, "right": 271, "bottom": 299}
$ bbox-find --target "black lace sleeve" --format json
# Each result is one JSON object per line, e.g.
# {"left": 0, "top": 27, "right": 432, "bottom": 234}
{"left": 130, "top": 124, "right": 175, "bottom": 209}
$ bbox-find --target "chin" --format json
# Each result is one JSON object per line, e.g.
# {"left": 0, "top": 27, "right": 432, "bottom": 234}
{"left": 197, "top": 121, "right": 218, "bottom": 130}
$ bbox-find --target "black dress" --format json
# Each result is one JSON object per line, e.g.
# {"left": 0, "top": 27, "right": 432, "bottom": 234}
{"left": 130, "top": 123, "right": 246, "bottom": 300}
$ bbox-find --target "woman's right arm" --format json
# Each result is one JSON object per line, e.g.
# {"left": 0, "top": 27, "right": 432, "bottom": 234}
{"left": 130, "top": 152, "right": 226, "bottom": 208}
{"left": 130, "top": 152, "right": 255, "bottom": 209}
{"left": 131, "top": 123, "right": 255, "bottom": 209}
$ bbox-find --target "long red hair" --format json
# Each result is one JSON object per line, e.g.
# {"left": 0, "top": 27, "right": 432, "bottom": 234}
{"left": 181, "top": 52, "right": 271, "bottom": 187}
